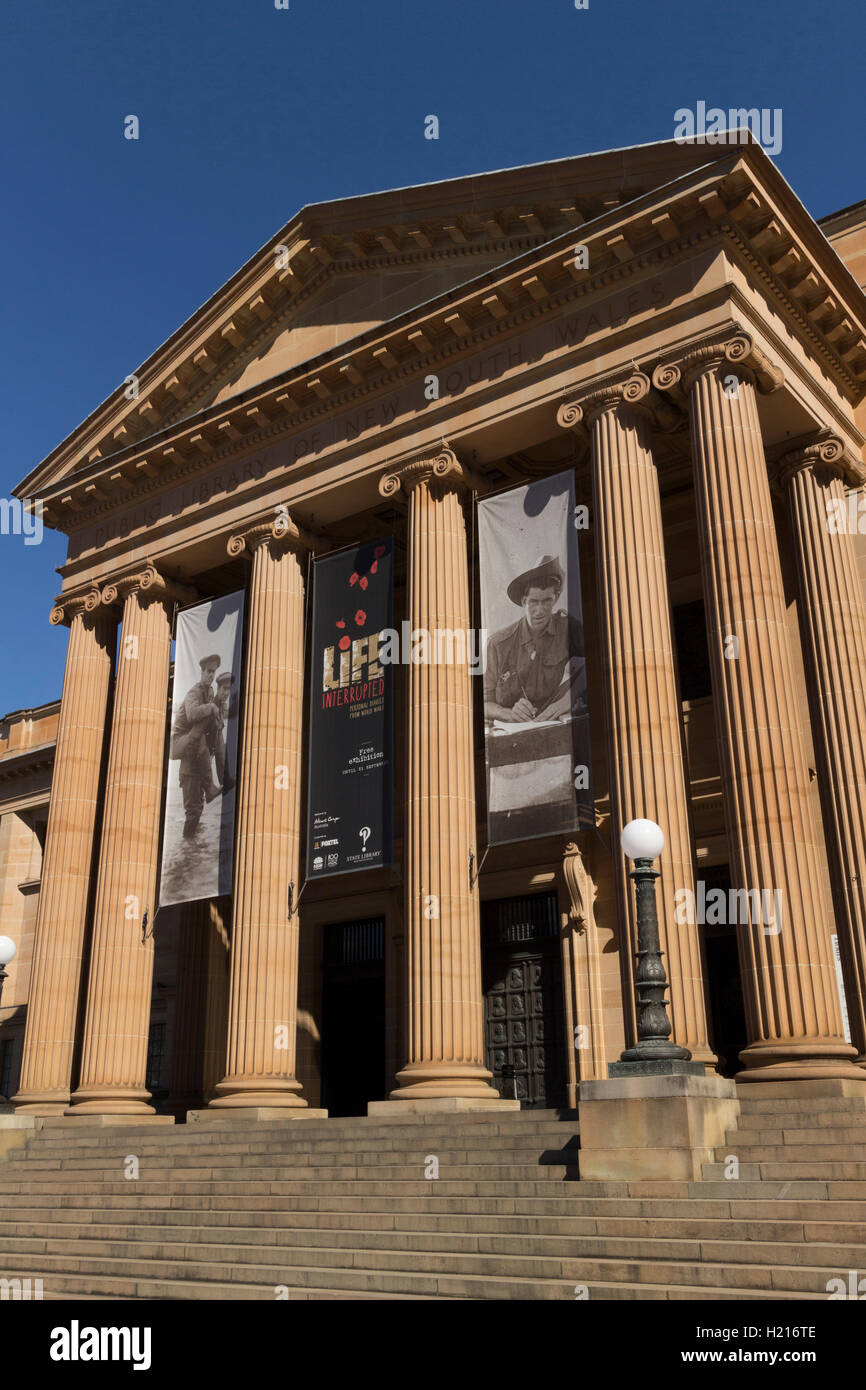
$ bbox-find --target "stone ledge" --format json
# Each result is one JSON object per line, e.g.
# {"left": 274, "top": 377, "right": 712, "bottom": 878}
{"left": 368, "top": 1098, "right": 522, "bottom": 1117}
{"left": 186, "top": 1108, "right": 329, "bottom": 1124}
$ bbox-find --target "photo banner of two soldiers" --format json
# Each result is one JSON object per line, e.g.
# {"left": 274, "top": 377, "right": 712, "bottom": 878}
{"left": 306, "top": 537, "right": 394, "bottom": 878}
{"left": 477, "top": 470, "right": 594, "bottom": 845}
{"left": 158, "top": 590, "right": 245, "bottom": 907}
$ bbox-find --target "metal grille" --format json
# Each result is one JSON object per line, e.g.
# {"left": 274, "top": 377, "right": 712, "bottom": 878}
{"left": 482, "top": 892, "right": 559, "bottom": 946}
{"left": 324, "top": 917, "right": 385, "bottom": 966}
{"left": 145, "top": 1022, "right": 165, "bottom": 1093}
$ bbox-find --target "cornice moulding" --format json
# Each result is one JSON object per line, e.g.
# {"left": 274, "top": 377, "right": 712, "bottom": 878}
{"left": 22, "top": 149, "right": 866, "bottom": 536}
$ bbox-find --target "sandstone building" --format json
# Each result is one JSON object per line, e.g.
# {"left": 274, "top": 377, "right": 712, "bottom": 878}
{"left": 3, "top": 135, "right": 866, "bottom": 1134}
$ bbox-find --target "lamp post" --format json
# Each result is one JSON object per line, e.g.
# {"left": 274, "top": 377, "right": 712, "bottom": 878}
{"left": 0, "top": 936, "right": 16, "bottom": 1104}
{"left": 610, "top": 820, "right": 703, "bottom": 1077}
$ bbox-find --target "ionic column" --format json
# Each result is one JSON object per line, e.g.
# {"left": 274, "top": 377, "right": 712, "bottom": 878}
{"left": 13, "top": 591, "right": 116, "bottom": 1113}
{"left": 209, "top": 516, "right": 315, "bottom": 1109}
{"left": 776, "top": 434, "right": 866, "bottom": 1064}
{"left": 557, "top": 373, "right": 716, "bottom": 1068}
{"left": 653, "top": 331, "right": 861, "bottom": 1083}
{"left": 377, "top": 447, "right": 499, "bottom": 1102}
{"left": 68, "top": 566, "right": 185, "bottom": 1115}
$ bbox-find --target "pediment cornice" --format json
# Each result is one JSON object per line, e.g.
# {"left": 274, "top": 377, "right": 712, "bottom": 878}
{"left": 23, "top": 144, "right": 866, "bottom": 532}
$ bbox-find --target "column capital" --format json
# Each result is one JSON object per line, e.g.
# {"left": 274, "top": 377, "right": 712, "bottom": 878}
{"left": 99, "top": 563, "right": 197, "bottom": 610}
{"left": 556, "top": 369, "right": 678, "bottom": 434}
{"left": 226, "top": 509, "right": 323, "bottom": 560}
{"left": 774, "top": 430, "right": 866, "bottom": 491}
{"left": 378, "top": 442, "right": 484, "bottom": 499}
{"left": 49, "top": 585, "right": 103, "bottom": 627}
{"left": 652, "top": 328, "right": 784, "bottom": 398}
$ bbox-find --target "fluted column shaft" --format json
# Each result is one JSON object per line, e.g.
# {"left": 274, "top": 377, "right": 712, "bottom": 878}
{"left": 568, "top": 376, "right": 715, "bottom": 1066}
{"left": 667, "top": 339, "right": 859, "bottom": 1081}
{"left": 382, "top": 451, "right": 496, "bottom": 1098}
{"left": 210, "top": 524, "right": 308, "bottom": 1107}
{"left": 780, "top": 440, "right": 866, "bottom": 1063}
{"left": 13, "top": 597, "right": 115, "bottom": 1113}
{"left": 68, "top": 574, "right": 174, "bottom": 1113}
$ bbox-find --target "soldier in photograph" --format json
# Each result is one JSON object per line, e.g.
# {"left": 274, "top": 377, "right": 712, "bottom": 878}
{"left": 483, "top": 555, "right": 586, "bottom": 725}
{"left": 170, "top": 653, "right": 224, "bottom": 838}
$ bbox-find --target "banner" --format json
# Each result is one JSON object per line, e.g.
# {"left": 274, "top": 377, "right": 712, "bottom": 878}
{"left": 158, "top": 590, "right": 244, "bottom": 906}
{"left": 477, "top": 471, "right": 593, "bottom": 844}
{"left": 306, "top": 538, "right": 394, "bottom": 878}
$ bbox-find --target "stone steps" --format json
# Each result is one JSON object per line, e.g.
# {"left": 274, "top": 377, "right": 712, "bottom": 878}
{"left": 2, "top": 1102, "right": 865, "bottom": 1300}
{"left": 725, "top": 1126, "right": 866, "bottom": 1145}
{"left": 0, "top": 1243, "right": 847, "bottom": 1297}
{"left": 3, "top": 1209, "right": 865, "bottom": 1244}
{"left": 1, "top": 1150, "right": 578, "bottom": 1173}
{"left": 3, "top": 1224, "right": 866, "bottom": 1270}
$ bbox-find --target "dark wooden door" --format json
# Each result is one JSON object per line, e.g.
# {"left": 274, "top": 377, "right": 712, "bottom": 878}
{"left": 482, "top": 893, "right": 566, "bottom": 1108}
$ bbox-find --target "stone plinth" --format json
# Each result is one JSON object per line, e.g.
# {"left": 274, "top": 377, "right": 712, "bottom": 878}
{"left": 188, "top": 1108, "right": 328, "bottom": 1124}
{"left": 578, "top": 1073, "right": 739, "bottom": 1181}
{"left": 367, "top": 1097, "right": 520, "bottom": 1117}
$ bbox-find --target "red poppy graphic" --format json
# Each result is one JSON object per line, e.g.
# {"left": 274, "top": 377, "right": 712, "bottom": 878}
{"left": 354, "top": 609, "right": 366, "bottom": 626}
{"left": 359, "top": 575, "right": 368, "bottom": 590}
{"left": 370, "top": 560, "right": 378, "bottom": 575}
{"left": 338, "top": 636, "right": 351, "bottom": 651}
{"left": 335, "top": 619, "right": 345, "bottom": 629}
{"left": 374, "top": 545, "right": 386, "bottom": 558}
{"left": 349, "top": 572, "right": 358, "bottom": 586}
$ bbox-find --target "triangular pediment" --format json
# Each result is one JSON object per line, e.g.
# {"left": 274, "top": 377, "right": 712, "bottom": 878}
{"left": 22, "top": 138, "right": 734, "bottom": 496}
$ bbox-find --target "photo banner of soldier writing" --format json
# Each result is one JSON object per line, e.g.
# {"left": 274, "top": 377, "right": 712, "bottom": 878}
{"left": 477, "top": 471, "right": 593, "bottom": 845}
{"left": 306, "top": 538, "right": 394, "bottom": 879}
{"left": 158, "top": 591, "right": 245, "bottom": 907}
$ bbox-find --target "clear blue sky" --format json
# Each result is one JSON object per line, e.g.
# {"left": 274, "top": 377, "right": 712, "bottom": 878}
{"left": 1, "top": 0, "right": 863, "bottom": 713}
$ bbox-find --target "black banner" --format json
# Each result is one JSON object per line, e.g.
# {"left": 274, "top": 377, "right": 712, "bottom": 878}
{"left": 306, "top": 538, "right": 394, "bottom": 878}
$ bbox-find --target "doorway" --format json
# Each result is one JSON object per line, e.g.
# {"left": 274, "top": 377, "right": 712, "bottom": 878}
{"left": 699, "top": 863, "right": 749, "bottom": 1076}
{"left": 321, "top": 916, "right": 386, "bottom": 1116}
{"left": 482, "top": 892, "right": 566, "bottom": 1108}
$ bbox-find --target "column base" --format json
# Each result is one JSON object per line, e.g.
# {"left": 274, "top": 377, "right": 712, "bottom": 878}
{"left": 65, "top": 1088, "right": 156, "bottom": 1117}
{"left": 10, "top": 1091, "right": 68, "bottom": 1115}
{"left": 388, "top": 1062, "right": 501, "bottom": 1103}
{"left": 737, "top": 1038, "right": 865, "bottom": 1086}
{"left": 578, "top": 1073, "right": 739, "bottom": 1182}
{"left": 208, "top": 1077, "right": 309, "bottom": 1109}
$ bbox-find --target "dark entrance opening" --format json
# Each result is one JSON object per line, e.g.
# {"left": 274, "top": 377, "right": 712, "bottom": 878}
{"left": 322, "top": 916, "right": 386, "bottom": 1116}
{"left": 482, "top": 892, "right": 566, "bottom": 1108}
{"left": 699, "top": 863, "right": 749, "bottom": 1077}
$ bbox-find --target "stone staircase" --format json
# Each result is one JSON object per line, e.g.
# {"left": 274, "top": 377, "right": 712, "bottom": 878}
{"left": 0, "top": 1095, "right": 863, "bottom": 1300}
